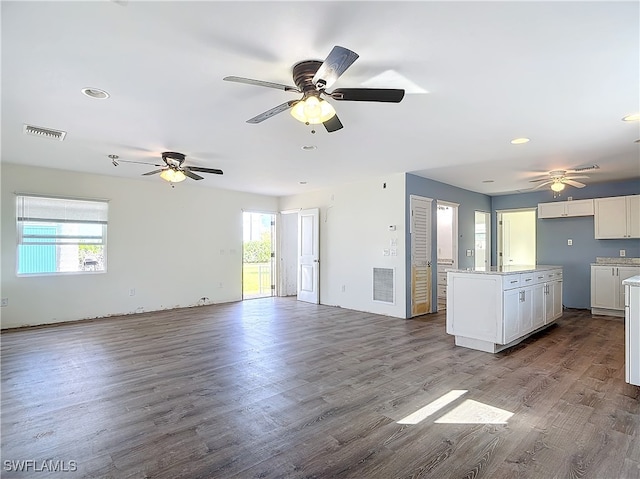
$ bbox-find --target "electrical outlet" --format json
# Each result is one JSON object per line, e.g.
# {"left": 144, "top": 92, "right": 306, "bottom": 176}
{"left": 620, "top": 249, "right": 626, "bottom": 257}
{"left": 567, "top": 239, "right": 573, "bottom": 246}
{"left": 129, "top": 288, "right": 135, "bottom": 296}
{"left": 1, "top": 298, "right": 8, "bottom": 307}
{"left": 341, "top": 285, "right": 346, "bottom": 293}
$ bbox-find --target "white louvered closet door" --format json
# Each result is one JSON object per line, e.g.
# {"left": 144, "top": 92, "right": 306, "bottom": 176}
{"left": 410, "top": 195, "right": 433, "bottom": 316}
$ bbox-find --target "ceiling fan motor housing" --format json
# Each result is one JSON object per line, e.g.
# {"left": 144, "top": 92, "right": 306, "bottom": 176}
{"left": 293, "top": 60, "right": 324, "bottom": 95}
{"left": 162, "top": 151, "right": 186, "bottom": 168}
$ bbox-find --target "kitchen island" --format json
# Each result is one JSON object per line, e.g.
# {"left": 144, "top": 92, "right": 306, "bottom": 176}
{"left": 446, "top": 265, "right": 563, "bottom": 353}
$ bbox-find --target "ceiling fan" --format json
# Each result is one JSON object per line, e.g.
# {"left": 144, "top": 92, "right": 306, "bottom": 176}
{"left": 110, "top": 151, "right": 223, "bottom": 183}
{"left": 529, "top": 169, "right": 592, "bottom": 192}
{"left": 223, "top": 45, "right": 405, "bottom": 133}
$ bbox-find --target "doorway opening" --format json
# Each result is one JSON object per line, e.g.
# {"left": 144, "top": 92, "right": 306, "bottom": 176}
{"left": 497, "top": 209, "right": 536, "bottom": 268}
{"left": 474, "top": 211, "right": 491, "bottom": 270}
{"left": 242, "top": 212, "right": 275, "bottom": 299}
{"left": 436, "top": 201, "right": 458, "bottom": 311}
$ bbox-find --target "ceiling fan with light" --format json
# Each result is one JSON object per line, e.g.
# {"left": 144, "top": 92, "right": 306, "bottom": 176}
{"left": 110, "top": 151, "right": 223, "bottom": 183}
{"left": 223, "top": 45, "right": 405, "bottom": 133}
{"left": 528, "top": 166, "right": 598, "bottom": 192}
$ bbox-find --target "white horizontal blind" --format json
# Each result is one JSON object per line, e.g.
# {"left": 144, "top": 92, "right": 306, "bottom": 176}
{"left": 17, "top": 195, "right": 108, "bottom": 224}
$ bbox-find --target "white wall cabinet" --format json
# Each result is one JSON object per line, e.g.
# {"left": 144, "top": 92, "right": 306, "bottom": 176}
{"left": 537, "top": 199, "right": 594, "bottom": 219}
{"left": 591, "top": 265, "right": 640, "bottom": 316}
{"left": 594, "top": 195, "right": 640, "bottom": 239}
{"left": 447, "top": 267, "right": 562, "bottom": 353}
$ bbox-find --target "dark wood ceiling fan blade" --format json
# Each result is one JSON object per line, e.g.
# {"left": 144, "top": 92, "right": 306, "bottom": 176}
{"left": 142, "top": 169, "right": 165, "bottom": 176}
{"left": 186, "top": 166, "right": 223, "bottom": 175}
{"left": 223, "top": 76, "right": 299, "bottom": 92}
{"left": 312, "top": 46, "right": 359, "bottom": 90}
{"left": 182, "top": 169, "right": 204, "bottom": 181}
{"left": 330, "top": 88, "right": 405, "bottom": 102}
{"left": 247, "top": 100, "right": 299, "bottom": 123}
{"left": 323, "top": 114, "right": 343, "bottom": 133}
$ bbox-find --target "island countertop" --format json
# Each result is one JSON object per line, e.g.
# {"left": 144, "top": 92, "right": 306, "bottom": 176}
{"left": 446, "top": 265, "right": 562, "bottom": 275}
{"left": 623, "top": 275, "right": 640, "bottom": 287}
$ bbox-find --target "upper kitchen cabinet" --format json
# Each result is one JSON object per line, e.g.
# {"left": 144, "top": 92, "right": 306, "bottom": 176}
{"left": 537, "top": 199, "right": 594, "bottom": 219}
{"left": 594, "top": 195, "right": 640, "bottom": 239}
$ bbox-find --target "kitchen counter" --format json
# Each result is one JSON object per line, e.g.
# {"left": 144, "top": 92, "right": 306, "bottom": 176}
{"left": 594, "top": 257, "right": 640, "bottom": 265}
{"left": 446, "top": 264, "right": 561, "bottom": 275}
{"left": 623, "top": 275, "right": 640, "bottom": 287}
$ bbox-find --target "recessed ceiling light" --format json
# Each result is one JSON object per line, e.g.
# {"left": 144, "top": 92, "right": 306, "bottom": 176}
{"left": 301, "top": 145, "right": 317, "bottom": 151}
{"left": 510, "top": 137, "right": 530, "bottom": 145}
{"left": 82, "top": 87, "right": 110, "bottom": 99}
{"left": 622, "top": 113, "right": 640, "bottom": 122}
{"left": 482, "top": 180, "right": 494, "bottom": 183}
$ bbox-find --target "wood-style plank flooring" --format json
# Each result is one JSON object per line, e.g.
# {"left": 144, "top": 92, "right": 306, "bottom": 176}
{"left": 1, "top": 298, "right": 639, "bottom": 478}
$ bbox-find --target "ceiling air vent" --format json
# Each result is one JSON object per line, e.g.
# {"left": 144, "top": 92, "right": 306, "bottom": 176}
{"left": 572, "top": 164, "right": 599, "bottom": 172}
{"left": 23, "top": 124, "right": 67, "bottom": 141}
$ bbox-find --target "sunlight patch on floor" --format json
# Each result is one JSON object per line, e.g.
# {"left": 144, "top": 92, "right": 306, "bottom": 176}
{"left": 434, "top": 399, "right": 513, "bottom": 424}
{"left": 397, "top": 390, "right": 467, "bottom": 425}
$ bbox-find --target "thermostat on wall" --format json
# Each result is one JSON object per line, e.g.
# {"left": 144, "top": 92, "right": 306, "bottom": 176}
{"left": 388, "top": 225, "right": 396, "bottom": 231}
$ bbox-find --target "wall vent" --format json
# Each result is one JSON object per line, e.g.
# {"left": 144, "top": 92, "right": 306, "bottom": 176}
{"left": 23, "top": 124, "right": 67, "bottom": 141}
{"left": 373, "top": 267, "right": 395, "bottom": 304}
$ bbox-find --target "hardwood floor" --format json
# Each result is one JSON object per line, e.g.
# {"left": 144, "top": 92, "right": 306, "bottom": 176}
{"left": 1, "top": 299, "right": 639, "bottom": 478}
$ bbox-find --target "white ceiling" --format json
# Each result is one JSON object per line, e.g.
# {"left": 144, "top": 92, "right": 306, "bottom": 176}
{"left": 2, "top": 1, "right": 639, "bottom": 197}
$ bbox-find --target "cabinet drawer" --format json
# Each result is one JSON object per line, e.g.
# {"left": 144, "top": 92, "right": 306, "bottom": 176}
{"left": 533, "top": 272, "right": 547, "bottom": 284}
{"left": 503, "top": 275, "right": 521, "bottom": 289}
{"left": 437, "top": 272, "right": 447, "bottom": 284}
{"left": 521, "top": 273, "right": 535, "bottom": 286}
{"left": 437, "top": 284, "right": 447, "bottom": 298}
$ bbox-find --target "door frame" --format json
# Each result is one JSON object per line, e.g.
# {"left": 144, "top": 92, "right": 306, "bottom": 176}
{"left": 496, "top": 208, "right": 537, "bottom": 268}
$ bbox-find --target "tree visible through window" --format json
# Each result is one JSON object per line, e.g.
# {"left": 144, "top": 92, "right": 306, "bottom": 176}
{"left": 16, "top": 195, "right": 108, "bottom": 275}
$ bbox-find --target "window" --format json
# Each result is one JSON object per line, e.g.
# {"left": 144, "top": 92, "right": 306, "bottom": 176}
{"left": 16, "top": 195, "right": 108, "bottom": 275}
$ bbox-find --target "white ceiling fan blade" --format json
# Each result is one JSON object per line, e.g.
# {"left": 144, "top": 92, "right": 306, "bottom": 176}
{"left": 533, "top": 180, "right": 553, "bottom": 189}
{"left": 563, "top": 175, "right": 589, "bottom": 180}
{"left": 564, "top": 179, "right": 586, "bottom": 188}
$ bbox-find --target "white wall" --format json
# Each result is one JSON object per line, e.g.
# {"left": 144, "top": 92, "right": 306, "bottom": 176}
{"left": 1, "top": 164, "right": 278, "bottom": 328}
{"left": 279, "top": 174, "right": 407, "bottom": 318}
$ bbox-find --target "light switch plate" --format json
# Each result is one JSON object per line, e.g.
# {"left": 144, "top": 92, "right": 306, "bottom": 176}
{"left": 620, "top": 249, "right": 626, "bottom": 257}
{"left": 567, "top": 239, "right": 573, "bottom": 246}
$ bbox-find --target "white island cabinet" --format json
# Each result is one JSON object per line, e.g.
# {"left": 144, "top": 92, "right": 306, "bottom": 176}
{"left": 623, "top": 275, "right": 640, "bottom": 386}
{"left": 446, "top": 265, "right": 562, "bottom": 353}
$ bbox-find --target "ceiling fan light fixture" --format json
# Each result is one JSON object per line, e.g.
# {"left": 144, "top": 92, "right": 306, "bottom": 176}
{"left": 510, "top": 137, "right": 530, "bottom": 145}
{"left": 160, "top": 169, "right": 186, "bottom": 183}
{"left": 290, "top": 96, "right": 336, "bottom": 124}
{"left": 551, "top": 181, "right": 565, "bottom": 192}
{"left": 622, "top": 113, "right": 640, "bottom": 122}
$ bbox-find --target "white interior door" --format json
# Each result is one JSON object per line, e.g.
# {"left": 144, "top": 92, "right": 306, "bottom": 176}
{"left": 297, "top": 208, "right": 319, "bottom": 304}
{"left": 411, "top": 195, "right": 433, "bottom": 316}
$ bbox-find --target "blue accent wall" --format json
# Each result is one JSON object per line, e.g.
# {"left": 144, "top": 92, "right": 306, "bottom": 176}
{"left": 492, "top": 179, "right": 640, "bottom": 309}
{"left": 405, "top": 174, "right": 491, "bottom": 317}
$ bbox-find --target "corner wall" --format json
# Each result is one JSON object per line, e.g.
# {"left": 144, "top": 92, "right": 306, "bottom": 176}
{"left": 405, "top": 174, "right": 492, "bottom": 318}
{"left": 491, "top": 179, "right": 640, "bottom": 308}
{"left": 278, "top": 173, "right": 407, "bottom": 318}
{"left": 1, "top": 163, "right": 278, "bottom": 328}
